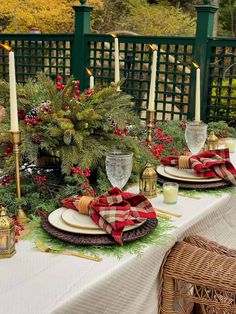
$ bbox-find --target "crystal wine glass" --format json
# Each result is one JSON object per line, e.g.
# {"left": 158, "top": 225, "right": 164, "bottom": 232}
{"left": 105, "top": 151, "right": 133, "bottom": 190}
{"left": 185, "top": 121, "right": 208, "bottom": 155}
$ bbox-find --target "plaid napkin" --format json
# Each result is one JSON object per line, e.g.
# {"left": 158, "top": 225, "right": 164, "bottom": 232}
{"left": 61, "top": 187, "right": 156, "bottom": 245}
{"left": 161, "top": 149, "right": 236, "bottom": 185}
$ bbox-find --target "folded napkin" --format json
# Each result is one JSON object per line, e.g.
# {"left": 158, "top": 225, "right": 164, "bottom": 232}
{"left": 61, "top": 187, "right": 156, "bottom": 245}
{"left": 161, "top": 149, "right": 236, "bottom": 185}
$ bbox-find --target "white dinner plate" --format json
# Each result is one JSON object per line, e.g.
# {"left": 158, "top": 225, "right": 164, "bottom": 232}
{"left": 157, "top": 165, "right": 222, "bottom": 183}
{"left": 48, "top": 207, "right": 146, "bottom": 235}
{"left": 62, "top": 209, "right": 103, "bottom": 230}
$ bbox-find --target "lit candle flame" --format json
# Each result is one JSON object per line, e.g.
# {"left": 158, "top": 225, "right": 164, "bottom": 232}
{"left": 192, "top": 61, "right": 200, "bottom": 69}
{"left": 86, "top": 68, "right": 93, "bottom": 76}
{"left": 148, "top": 44, "right": 156, "bottom": 51}
{"left": 110, "top": 33, "right": 117, "bottom": 39}
{"left": 0, "top": 43, "right": 12, "bottom": 52}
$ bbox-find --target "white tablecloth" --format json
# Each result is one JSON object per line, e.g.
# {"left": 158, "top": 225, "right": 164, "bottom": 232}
{"left": 1, "top": 154, "right": 236, "bottom": 314}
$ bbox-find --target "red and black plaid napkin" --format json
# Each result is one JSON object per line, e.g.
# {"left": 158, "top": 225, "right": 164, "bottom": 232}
{"left": 61, "top": 187, "right": 156, "bottom": 245}
{"left": 161, "top": 149, "right": 236, "bottom": 185}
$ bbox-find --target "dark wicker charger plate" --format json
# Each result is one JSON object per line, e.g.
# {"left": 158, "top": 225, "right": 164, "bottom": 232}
{"left": 41, "top": 217, "right": 158, "bottom": 245}
{"left": 157, "top": 174, "right": 230, "bottom": 189}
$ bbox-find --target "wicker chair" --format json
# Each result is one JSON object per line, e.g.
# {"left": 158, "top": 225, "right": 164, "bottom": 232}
{"left": 159, "top": 236, "right": 236, "bottom": 314}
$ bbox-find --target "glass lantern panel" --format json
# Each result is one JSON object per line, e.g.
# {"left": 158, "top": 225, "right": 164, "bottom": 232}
{"left": 0, "top": 233, "right": 8, "bottom": 250}
{"left": 10, "top": 230, "right": 15, "bottom": 249}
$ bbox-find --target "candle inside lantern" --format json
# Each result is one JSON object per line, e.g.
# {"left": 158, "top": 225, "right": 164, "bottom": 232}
{"left": 111, "top": 33, "right": 120, "bottom": 92}
{"left": 0, "top": 44, "right": 19, "bottom": 132}
{"left": 148, "top": 45, "right": 157, "bottom": 112}
{"left": 163, "top": 182, "right": 178, "bottom": 204}
{"left": 86, "top": 68, "right": 94, "bottom": 89}
{"left": 192, "top": 61, "right": 201, "bottom": 122}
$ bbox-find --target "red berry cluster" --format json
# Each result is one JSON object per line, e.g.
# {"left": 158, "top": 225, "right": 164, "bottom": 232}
{"left": 35, "top": 176, "right": 47, "bottom": 190}
{"left": 12, "top": 217, "right": 24, "bottom": 242}
{"left": 56, "top": 75, "right": 65, "bottom": 91}
{"left": 113, "top": 124, "right": 129, "bottom": 137}
{"left": 70, "top": 165, "right": 96, "bottom": 196}
{"left": 0, "top": 174, "right": 14, "bottom": 185}
{"left": 18, "top": 108, "right": 26, "bottom": 119}
{"left": 73, "top": 80, "right": 81, "bottom": 99}
{"left": 24, "top": 116, "right": 41, "bottom": 126}
{"left": 85, "top": 89, "right": 94, "bottom": 96}
{"left": 0, "top": 142, "right": 13, "bottom": 158}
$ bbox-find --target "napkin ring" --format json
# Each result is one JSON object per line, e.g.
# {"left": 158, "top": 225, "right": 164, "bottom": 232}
{"left": 179, "top": 156, "right": 190, "bottom": 169}
{"left": 75, "top": 196, "right": 95, "bottom": 215}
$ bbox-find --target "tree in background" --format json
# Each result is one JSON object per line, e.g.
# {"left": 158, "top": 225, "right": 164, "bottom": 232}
{"left": 0, "top": 0, "right": 195, "bottom": 36}
{"left": 95, "top": 0, "right": 196, "bottom": 36}
{"left": 219, "top": 0, "right": 236, "bottom": 37}
{"left": 0, "top": 0, "right": 103, "bottom": 33}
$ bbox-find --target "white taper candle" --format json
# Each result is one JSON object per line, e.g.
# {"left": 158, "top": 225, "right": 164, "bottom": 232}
{"left": 148, "top": 49, "right": 157, "bottom": 111}
{"left": 195, "top": 67, "right": 201, "bottom": 122}
{"left": 9, "top": 51, "right": 19, "bottom": 132}
{"left": 114, "top": 37, "right": 121, "bottom": 92}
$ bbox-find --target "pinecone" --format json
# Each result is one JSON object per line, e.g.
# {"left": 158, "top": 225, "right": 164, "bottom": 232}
{"left": 107, "top": 117, "right": 116, "bottom": 127}
{"left": 32, "top": 135, "right": 41, "bottom": 144}
{"left": 25, "top": 107, "right": 38, "bottom": 120}
{"left": 38, "top": 100, "right": 53, "bottom": 114}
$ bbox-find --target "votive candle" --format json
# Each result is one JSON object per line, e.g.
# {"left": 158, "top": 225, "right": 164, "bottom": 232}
{"left": 163, "top": 182, "right": 179, "bottom": 204}
{"left": 225, "top": 138, "right": 235, "bottom": 153}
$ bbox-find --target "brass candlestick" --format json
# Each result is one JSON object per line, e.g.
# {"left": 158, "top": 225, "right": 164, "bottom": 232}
{"left": 11, "top": 131, "right": 28, "bottom": 223}
{"left": 146, "top": 110, "right": 155, "bottom": 143}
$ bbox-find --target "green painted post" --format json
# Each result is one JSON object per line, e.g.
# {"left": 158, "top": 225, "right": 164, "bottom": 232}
{"left": 72, "top": 1, "right": 93, "bottom": 91}
{"left": 189, "top": 0, "right": 218, "bottom": 121}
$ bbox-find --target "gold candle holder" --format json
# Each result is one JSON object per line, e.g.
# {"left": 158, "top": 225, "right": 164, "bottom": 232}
{"left": 146, "top": 110, "right": 155, "bottom": 143}
{"left": 11, "top": 131, "right": 28, "bottom": 223}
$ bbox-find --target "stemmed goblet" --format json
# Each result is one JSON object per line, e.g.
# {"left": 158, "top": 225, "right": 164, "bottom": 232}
{"left": 105, "top": 151, "right": 133, "bottom": 190}
{"left": 185, "top": 121, "right": 208, "bottom": 155}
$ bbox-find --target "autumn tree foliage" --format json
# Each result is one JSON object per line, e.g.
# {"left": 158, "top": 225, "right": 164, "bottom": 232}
{"left": 0, "top": 0, "right": 103, "bottom": 33}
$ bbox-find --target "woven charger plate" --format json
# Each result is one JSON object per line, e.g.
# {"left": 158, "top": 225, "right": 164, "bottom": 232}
{"left": 157, "top": 175, "right": 230, "bottom": 189}
{"left": 41, "top": 217, "right": 158, "bottom": 245}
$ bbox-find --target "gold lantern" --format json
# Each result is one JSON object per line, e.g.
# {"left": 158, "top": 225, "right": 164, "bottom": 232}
{"left": 139, "top": 163, "right": 157, "bottom": 198}
{"left": 206, "top": 131, "right": 218, "bottom": 151}
{"left": 0, "top": 206, "right": 16, "bottom": 258}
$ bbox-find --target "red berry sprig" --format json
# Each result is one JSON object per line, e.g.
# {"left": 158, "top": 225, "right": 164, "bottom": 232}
{"left": 12, "top": 217, "right": 24, "bottom": 243}
{"left": 24, "top": 116, "right": 41, "bottom": 126}
{"left": 56, "top": 74, "right": 65, "bottom": 91}
{"left": 85, "top": 89, "right": 94, "bottom": 96}
{"left": 73, "top": 80, "right": 81, "bottom": 99}
{"left": 35, "top": 176, "right": 47, "bottom": 190}
{"left": 70, "top": 165, "right": 95, "bottom": 196}
{"left": 0, "top": 142, "right": 13, "bottom": 158}
{"left": 113, "top": 124, "right": 125, "bottom": 137}
{"left": 0, "top": 174, "right": 14, "bottom": 185}
{"left": 18, "top": 108, "right": 26, "bottom": 119}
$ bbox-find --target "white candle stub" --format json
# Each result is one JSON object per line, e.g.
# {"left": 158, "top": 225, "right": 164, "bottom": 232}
{"left": 90, "top": 76, "right": 94, "bottom": 89}
{"left": 163, "top": 183, "right": 178, "bottom": 204}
